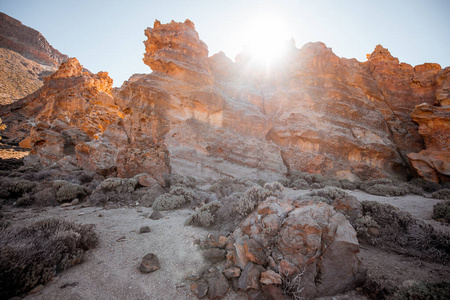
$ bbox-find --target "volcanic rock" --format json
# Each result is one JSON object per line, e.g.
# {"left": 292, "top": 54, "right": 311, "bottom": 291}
{"left": 407, "top": 101, "right": 450, "bottom": 182}
{"left": 138, "top": 253, "right": 160, "bottom": 273}
{"left": 190, "top": 279, "right": 208, "bottom": 299}
{"left": 260, "top": 270, "right": 282, "bottom": 285}
{"left": 206, "top": 270, "right": 229, "bottom": 300}
{"left": 233, "top": 197, "right": 366, "bottom": 298}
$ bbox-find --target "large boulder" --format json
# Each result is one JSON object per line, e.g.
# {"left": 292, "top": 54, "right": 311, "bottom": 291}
{"left": 230, "top": 197, "right": 366, "bottom": 298}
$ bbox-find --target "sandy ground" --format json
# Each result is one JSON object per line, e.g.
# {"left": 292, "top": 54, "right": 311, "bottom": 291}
{"left": 2, "top": 187, "right": 449, "bottom": 300}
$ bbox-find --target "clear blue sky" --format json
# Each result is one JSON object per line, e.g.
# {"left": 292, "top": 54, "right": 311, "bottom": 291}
{"left": 1, "top": 0, "right": 449, "bottom": 86}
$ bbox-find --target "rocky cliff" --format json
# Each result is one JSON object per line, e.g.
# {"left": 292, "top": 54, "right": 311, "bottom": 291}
{"left": 0, "top": 12, "right": 68, "bottom": 67}
{"left": 0, "top": 13, "right": 68, "bottom": 104}
{"left": 1, "top": 19, "right": 448, "bottom": 183}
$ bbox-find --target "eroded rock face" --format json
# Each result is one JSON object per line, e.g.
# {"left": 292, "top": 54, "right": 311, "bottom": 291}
{"left": 0, "top": 58, "right": 119, "bottom": 166}
{"left": 407, "top": 74, "right": 450, "bottom": 183}
{"left": 231, "top": 197, "right": 366, "bottom": 298}
{"left": 2, "top": 18, "right": 449, "bottom": 184}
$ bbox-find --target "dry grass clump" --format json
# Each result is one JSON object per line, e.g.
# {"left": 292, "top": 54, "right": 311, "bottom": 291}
{"left": 0, "top": 218, "right": 98, "bottom": 299}
{"left": 432, "top": 201, "right": 450, "bottom": 223}
{"left": 353, "top": 201, "right": 450, "bottom": 263}
{"left": 431, "top": 189, "right": 450, "bottom": 200}
{"left": 392, "top": 281, "right": 450, "bottom": 300}
{"left": 281, "top": 273, "right": 304, "bottom": 300}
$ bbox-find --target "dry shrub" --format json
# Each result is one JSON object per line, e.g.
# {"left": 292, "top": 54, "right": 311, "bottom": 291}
{"left": 363, "top": 184, "right": 408, "bottom": 197}
{"left": 166, "top": 173, "right": 196, "bottom": 188}
{"left": 392, "top": 281, "right": 450, "bottom": 300}
{"left": 236, "top": 185, "right": 280, "bottom": 216}
{"left": 432, "top": 201, "right": 450, "bottom": 223}
{"left": 288, "top": 171, "right": 325, "bottom": 187}
{"left": 339, "top": 179, "right": 361, "bottom": 190}
{"left": 320, "top": 179, "right": 342, "bottom": 188}
{"left": 88, "top": 177, "right": 138, "bottom": 205}
{"left": 53, "top": 180, "right": 88, "bottom": 202}
{"left": 281, "top": 273, "right": 304, "bottom": 300}
{"left": 431, "top": 189, "right": 450, "bottom": 200}
{"left": 209, "top": 177, "right": 256, "bottom": 199}
{"left": 291, "top": 179, "right": 309, "bottom": 190}
{"left": 308, "top": 187, "right": 349, "bottom": 202}
{"left": 152, "top": 193, "right": 185, "bottom": 211}
{"left": 0, "top": 218, "right": 98, "bottom": 299}
{"left": 354, "top": 201, "right": 450, "bottom": 263}
{"left": 185, "top": 201, "right": 222, "bottom": 227}
{"left": 264, "top": 181, "right": 284, "bottom": 193}
{"left": 408, "top": 178, "right": 442, "bottom": 193}
{"left": 214, "top": 192, "right": 244, "bottom": 233}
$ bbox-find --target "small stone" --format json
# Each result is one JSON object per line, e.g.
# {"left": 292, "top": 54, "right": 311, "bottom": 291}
{"left": 206, "top": 271, "right": 229, "bottom": 300}
{"left": 116, "top": 236, "right": 126, "bottom": 242}
{"left": 279, "top": 259, "right": 299, "bottom": 277}
{"left": 78, "top": 212, "right": 85, "bottom": 216}
{"left": 260, "top": 270, "right": 282, "bottom": 285}
{"left": 71, "top": 198, "right": 80, "bottom": 205}
{"left": 139, "top": 226, "right": 151, "bottom": 233}
{"left": 244, "top": 238, "right": 268, "bottom": 265}
{"left": 186, "top": 270, "right": 202, "bottom": 281}
{"left": 238, "top": 262, "right": 265, "bottom": 291}
{"left": 149, "top": 210, "right": 164, "bottom": 220}
{"left": 223, "top": 267, "right": 241, "bottom": 279}
{"left": 28, "top": 284, "right": 44, "bottom": 294}
{"left": 60, "top": 203, "right": 71, "bottom": 208}
{"left": 190, "top": 279, "right": 208, "bottom": 298}
{"left": 262, "top": 285, "right": 286, "bottom": 300}
{"left": 98, "top": 214, "right": 103, "bottom": 217}
{"left": 202, "top": 248, "right": 226, "bottom": 263}
{"left": 139, "top": 253, "right": 160, "bottom": 273}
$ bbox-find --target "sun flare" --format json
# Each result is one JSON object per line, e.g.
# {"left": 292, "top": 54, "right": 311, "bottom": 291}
{"left": 242, "top": 13, "right": 291, "bottom": 63}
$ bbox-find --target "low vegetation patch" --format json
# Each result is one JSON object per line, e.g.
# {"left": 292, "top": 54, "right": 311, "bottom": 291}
{"left": 431, "top": 189, "right": 450, "bottom": 200}
{"left": 0, "top": 218, "right": 98, "bottom": 299}
{"left": 353, "top": 201, "right": 450, "bottom": 263}
{"left": 392, "top": 281, "right": 450, "bottom": 300}
{"left": 432, "top": 201, "right": 450, "bottom": 223}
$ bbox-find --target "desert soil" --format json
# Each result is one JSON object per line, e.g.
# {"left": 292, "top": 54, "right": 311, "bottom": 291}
{"left": 1, "top": 187, "right": 449, "bottom": 300}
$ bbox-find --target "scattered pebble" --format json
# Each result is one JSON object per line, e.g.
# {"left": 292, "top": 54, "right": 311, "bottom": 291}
{"left": 138, "top": 253, "right": 160, "bottom": 273}
{"left": 116, "top": 236, "right": 126, "bottom": 242}
{"left": 139, "top": 226, "right": 151, "bottom": 233}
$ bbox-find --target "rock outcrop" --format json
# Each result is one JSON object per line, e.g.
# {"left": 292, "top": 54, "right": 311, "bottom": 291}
{"left": 228, "top": 197, "right": 366, "bottom": 298}
{"left": 407, "top": 69, "right": 450, "bottom": 182}
{"left": 1, "top": 18, "right": 449, "bottom": 183}
{"left": 0, "top": 12, "right": 68, "bottom": 67}
{"left": 0, "top": 58, "right": 119, "bottom": 168}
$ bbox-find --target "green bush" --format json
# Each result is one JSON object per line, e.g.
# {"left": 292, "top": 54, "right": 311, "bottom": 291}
{"left": 354, "top": 201, "right": 450, "bottom": 262}
{"left": 432, "top": 201, "right": 450, "bottom": 223}
{"left": 0, "top": 218, "right": 98, "bottom": 299}
{"left": 152, "top": 193, "right": 186, "bottom": 211}
{"left": 431, "top": 189, "right": 450, "bottom": 200}
{"left": 393, "top": 281, "right": 450, "bottom": 300}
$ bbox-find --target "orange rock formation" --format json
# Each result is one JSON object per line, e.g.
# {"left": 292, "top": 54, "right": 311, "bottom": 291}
{"left": 1, "top": 19, "right": 449, "bottom": 183}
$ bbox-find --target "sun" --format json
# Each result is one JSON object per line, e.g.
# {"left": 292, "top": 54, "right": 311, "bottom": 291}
{"left": 242, "top": 13, "right": 291, "bottom": 64}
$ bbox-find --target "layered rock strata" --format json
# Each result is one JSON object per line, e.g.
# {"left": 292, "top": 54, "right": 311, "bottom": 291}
{"left": 1, "top": 19, "right": 449, "bottom": 183}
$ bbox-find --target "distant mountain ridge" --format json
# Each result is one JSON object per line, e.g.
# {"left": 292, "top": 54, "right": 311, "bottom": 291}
{"left": 0, "top": 12, "right": 68, "bottom": 67}
{"left": 0, "top": 12, "right": 68, "bottom": 104}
